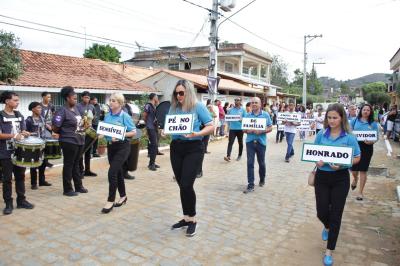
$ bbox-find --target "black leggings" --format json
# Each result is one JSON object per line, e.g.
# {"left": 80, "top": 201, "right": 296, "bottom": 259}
{"left": 315, "top": 169, "right": 350, "bottom": 250}
{"left": 107, "top": 141, "right": 130, "bottom": 202}
{"left": 276, "top": 129, "right": 284, "bottom": 142}
{"left": 0, "top": 159, "right": 26, "bottom": 204}
{"left": 60, "top": 142, "right": 83, "bottom": 193}
{"left": 30, "top": 159, "right": 48, "bottom": 186}
{"left": 227, "top": 130, "right": 244, "bottom": 157}
{"left": 170, "top": 140, "right": 203, "bottom": 217}
{"left": 147, "top": 129, "right": 158, "bottom": 165}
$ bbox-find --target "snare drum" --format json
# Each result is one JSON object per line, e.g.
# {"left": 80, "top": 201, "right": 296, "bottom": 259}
{"left": 44, "top": 139, "right": 62, "bottom": 159}
{"left": 12, "top": 136, "right": 45, "bottom": 168}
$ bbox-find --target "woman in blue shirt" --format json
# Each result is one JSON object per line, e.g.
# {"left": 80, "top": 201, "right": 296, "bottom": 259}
{"left": 100, "top": 93, "right": 136, "bottom": 214}
{"left": 168, "top": 80, "right": 214, "bottom": 237}
{"left": 350, "top": 104, "right": 379, "bottom": 201}
{"left": 313, "top": 103, "right": 361, "bottom": 266}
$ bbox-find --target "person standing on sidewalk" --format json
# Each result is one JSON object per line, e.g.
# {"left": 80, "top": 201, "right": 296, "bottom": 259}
{"left": 168, "top": 80, "right": 214, "bottom": 237}
{"left": 100, "top": 93, "right": 136, "bottom": 214}
{"left": 25, "top": 102, "right": 52, "bottom": 189}
{"left": 243, "top": 97, "right": 273, "bottom": 194}
{"left": 313, "top": 103, "right": 361, "bottom": 266}
{"left": 143, "top": 93, "right": 159, "bottom": 171}
{"left": 350, "top": 104, "right": 379, "bottom": 201}
{"left": 90, "top": 96, "right": 101, "bottom": 158}
{"left": 0, "top": 91, "right": 34, "bottom": 215}
{"left": 284, "top": 101, "right": 300, "bottom": 162}
{"left": 215, "top": 100, "right": 226, "bottom": 136}
{"left": 224, "top": 97, "right": 246, "bottom": 162}
{"left": 386, "top": 104, "right": 398, "bottom": 139}
{"left": 52, "top": 86, "right": 88, "bottom": 197}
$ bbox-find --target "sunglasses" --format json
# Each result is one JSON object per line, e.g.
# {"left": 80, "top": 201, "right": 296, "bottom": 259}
{"left": 174, "top": 91, "right": 185, "bottom": 97}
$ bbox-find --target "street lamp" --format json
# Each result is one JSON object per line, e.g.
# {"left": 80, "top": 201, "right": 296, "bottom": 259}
{"left": 303, "top": 34, "right": 322, "bottom": 106}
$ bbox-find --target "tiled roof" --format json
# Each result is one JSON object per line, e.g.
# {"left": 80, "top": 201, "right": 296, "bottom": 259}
{"left": 106, "top": 63, "right": 159, "bottom": 82}
{"left": 0, "top": 50, "right": 156, "bottom": 92}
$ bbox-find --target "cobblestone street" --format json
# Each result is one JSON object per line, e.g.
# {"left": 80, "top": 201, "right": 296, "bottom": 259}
{"left": 0, "top": 132, "right": 399, "bottom": 266}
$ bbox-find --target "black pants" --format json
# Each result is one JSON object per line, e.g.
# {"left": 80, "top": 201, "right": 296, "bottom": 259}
{"left": 276, "top": 129, "right": 284, "bottom": 142}
{"left": 147, "top": 128, "right": 158, "bottom": 166}
{"left": 30, "top": 159, "right": 47, "bottom": 186}
{"left": 60, "top": 142, "right": 83, "bottom": 193}
{"left": 92, "top": 124, "right": 98, "bottom": 154}
{"left": 170, "top": 140, "right": 203, "bottom": 217}
{"left": 202, "top": 135, "right": 210, "bottom": 153}
{"left": 79, "top": 135, "right": 92, "bottom": 173}
{"left": 0, "top": 158, "right": 26, "bottom": 204}
{"left": 315, "top": 169, "right": 350, "bottom": 250}
{"left": 227, "top": 130, "right": 244, "bottom": 157}
{"left": 107, "top": 141, "right": 130, "bottom": 202}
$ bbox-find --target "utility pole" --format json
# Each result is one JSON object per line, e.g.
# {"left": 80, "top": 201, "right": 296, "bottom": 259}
{"left": 208, "top": 0, "right": 219, "bottom": 102}
{"left": 303, "top": 34, "right": 322, "bottom": 106}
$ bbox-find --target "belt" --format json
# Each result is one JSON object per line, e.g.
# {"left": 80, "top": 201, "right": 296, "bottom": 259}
{"left": 107, "top": 140, "right": 128, "bottom": 145}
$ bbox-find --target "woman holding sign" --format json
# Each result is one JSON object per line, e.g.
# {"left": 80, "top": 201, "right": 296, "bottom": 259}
{"left": 100, "top": 93, "right": 136, "bottom": 214}
{"left": 313, "top": 103, "right": 360, "bottom": 266}
{"left": 350, "top": 104, "right": 379, "bottom": 201}
{"left": 167, "top": 80, "right": 214, "bottom": 237}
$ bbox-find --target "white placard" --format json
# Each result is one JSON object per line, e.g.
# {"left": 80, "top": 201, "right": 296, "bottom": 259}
{"left": 97, "top": 121, "right": 126, "bottom": 140}
{"left": 277, "top": 112, "right": 301, "bottom": 122}
{"left": 301, "top": 143, "right": 353, "bottom": 166}
{"left": 352, "top": 130, "right": 378, "bottom": 141}
{"left": 164, "top": 114, "right": 194, "bottom": 134}
{"left": 297, "top": 120, "right": 316, "bottom": 131}
{"left": 225, "top": 115, "right": 242, "bottom": 122}
{"left": 301, "top": 118, "right": 316, "bottom": 123}
{"left": 277, "top": 121, "right": 285, "bottom": 131}
{"left": 242, "top": 118, "right": 266, "bottom": 131}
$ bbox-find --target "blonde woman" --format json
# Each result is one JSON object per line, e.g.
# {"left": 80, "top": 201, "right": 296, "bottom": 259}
{"left": 168, "top": 80, "right": 214, "bottom": 237}
{"left": 101, "top": 93, "right": 136, "bottom": 214}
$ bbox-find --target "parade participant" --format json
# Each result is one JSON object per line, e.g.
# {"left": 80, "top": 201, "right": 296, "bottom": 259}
{"left": 52, "top": 86, "right": 88, "bottom": 196}
{"left": 386, "top": 104, "right": 398, "bottom": 139}
{"left": 168, "top": 80, "right": 214, "bottom": 237}
{"left": 90, "top": 96, "right": 101, "bottom": 158}
{"left": 216, "top": 100, "right": 226, "bottom": 136}
{"left": 40, "top": 91, "right": 55, "bottom": 167}
{"left": 350, "top": 104, "right": 379, "bottom": 200}
{"left": 224, "top": 97, "right": 246, "bottom": 162}
{"left": 0, "top": 91, "right": 34, "bottom": 215}
{"left": 315, "top": 107, "right": 325, "bottom": 134}
{"left": 347, "top": 104, "right": 358, "bottom": 122}
{"left": 242, "top": 97, "right": 273, "bottom": 193}
{"left": 298, "top": 105, "right": 306, "bottom": 141}
{"left": 202, "top": 99, "right": 215, "bottom": 153}
{"left": 313, "top": 103, "right": 361, "bottom": 266}
{"left": 284, "top": 101, "right": 300, "bottom": 162}
{"left": 143, "top": 93, "right": 160, "bottom": 171}
{"left": 77, "top": 91, "right": 97, "bottom": 177}
{"left": 245, "top": 102, "right": 251, "bottom": 114}
{"left": 276, "top": 104, "right": 285, "bottom": 143}
{"left": 100, "top": 93, "right": 136, "bottom": 214}
{"left": 25, "top": 102, "right": 52, "bottom": 189}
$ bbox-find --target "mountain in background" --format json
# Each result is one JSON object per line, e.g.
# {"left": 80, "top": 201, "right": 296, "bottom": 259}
{"left": 319, "top": 73, "right": 391, "bottom": 88}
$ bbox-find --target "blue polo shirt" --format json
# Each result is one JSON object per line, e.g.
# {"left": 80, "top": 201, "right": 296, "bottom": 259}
{"left": 103, "top": 110, "right": 135, "bottom": 142}
{"left": 245, "top": 110, "right": 272, "bottom": 146}
{"left": 350, "top": 118, "right": 379, "bottom": 136}
{"left": 169, "top": 102, "right": 212, "bottom": 141}
{"left": 314, "top": 128, "right": 361, "bottom": 172}
{"left": 227, "top": 106, "right": 246, "bottom": 130}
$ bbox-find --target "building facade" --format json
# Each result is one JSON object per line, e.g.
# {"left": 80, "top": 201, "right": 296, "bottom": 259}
{"left": 388, "top": 48, "right": 400, "bottom": 106}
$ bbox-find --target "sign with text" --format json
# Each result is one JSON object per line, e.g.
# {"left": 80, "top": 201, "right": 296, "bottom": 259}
{"left": 301, "top": 143, "right": 353, "bottom": 166}
{"left": 277, "top": 112, "right": 301, "bottom": 122}
{"left": 297, "top": 120, "right": 316, "bottom": 131}
{"left": 352, "top": 130, "right": 378, "bottom": 141}
{"left": 97, "top": 121, "right": 126, "bottom": 140}
{"left": 164, "top": 114, "right": 194, "bottom": 134}
{"left": 242, "top": 118, "right": 267, "bottom": 131}
{"left": 225, "top": 114, "right": 242, "bottom": 122}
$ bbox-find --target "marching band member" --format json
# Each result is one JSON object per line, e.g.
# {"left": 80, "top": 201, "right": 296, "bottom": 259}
{"left": 0, "top": 91, "right": 34, "bottom": 215}
{"left": 350, "top": 103, "right": 379, "bottom": 201}
{"left": 101, "top": 93, "right": 136, "bottom": 214}
{"left": 313, "top": 103, "right": 361, "bottom": 266}
{"left": 52, "top": 86, "right": 88, "bottom": 196}
{"left": 25, "top": 101, "right": 52, "bottom": 189}
{"left": 40, "top": 91, "right": 55, "bottom": 168}
{"left": 168, "top": 80, "right": 214, "bottom": 237}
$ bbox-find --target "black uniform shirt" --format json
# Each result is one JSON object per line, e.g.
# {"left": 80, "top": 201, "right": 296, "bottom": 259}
{"left": 52, "top": 106, "right": 85, "bottom": 145}
{"left": 0, "top": 110, "right": 25, "bottom": 159}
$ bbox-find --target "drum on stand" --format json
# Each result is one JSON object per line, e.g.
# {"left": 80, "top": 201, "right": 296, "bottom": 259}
{"left": 12, "top": 136, "right": 45, "bottom": 168}
{"left": 44, "top": 138, "right": 62, "bottom": 160}
{"left": 155, "top": 101, "right": 171, "bottom": 129}
{"left": 126, "top": 128, "right": 142, "bottom": 172}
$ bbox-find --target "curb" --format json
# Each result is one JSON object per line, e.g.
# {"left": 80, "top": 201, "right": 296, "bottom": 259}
{"left": 397, "top": 186, "right": 400, "bottom": 203}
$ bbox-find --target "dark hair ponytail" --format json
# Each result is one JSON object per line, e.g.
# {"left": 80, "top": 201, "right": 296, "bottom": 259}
{"left": 0, "top": 91, "right": 18, "bottom": 104}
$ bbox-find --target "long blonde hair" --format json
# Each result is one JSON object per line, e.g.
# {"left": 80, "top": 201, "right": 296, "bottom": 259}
{"left": 170, "top": 80, "right": 197, "bottom": 112}
{"left": 323, "top": 103, "right": 351, "bottom": 133}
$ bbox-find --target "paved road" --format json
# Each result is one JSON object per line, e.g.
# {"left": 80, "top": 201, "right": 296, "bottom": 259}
{"left": 0, "top": 132, "right": 398, "bottom": 265}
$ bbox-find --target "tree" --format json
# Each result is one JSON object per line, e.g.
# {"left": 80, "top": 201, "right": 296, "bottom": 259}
{"left": 290, "top": 68, "right": 323, "bottom": 95}
{"left": 0, "top": 30, "right": 23, "bottom": 84}
{"left": 83, "top": 43, "right": 121, "bottom": 63}
{"left": 270, "top": 54, "right": 289, "bottom": 87}
{"left": 339, "top": 83, "right": 350, "bottom": 95}
{"left": 364, "top": 91, "right": 390, "bottom": 106}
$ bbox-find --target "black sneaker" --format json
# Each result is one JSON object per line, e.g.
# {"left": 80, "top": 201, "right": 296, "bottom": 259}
{"left": 124, "top": 174, "right": 135, "bottom": 180}
{"left": 186, "top": 222, "right": 197, "bottom": 237}
{"left": 3, "top": 202, "right": 13, "bottom": 215}
{"left": 31, "top": 184, "right": 38, "bottom": 190}
{"left": 154, "top": 164, "right": 160, "bottom": 169}
{"left": 259, "top": 180, "right": 265, "bottom": 187}
{"left": 148, "top": 164, "right": 157, "bottom": 171}
{"left": 171, "top": 219, "right": 190, "bottom": 230}
{"left": 75, "top": 187, "right": 88, "bottom": 193}
{"left": 243, "top": 186, "right": 255, "bottom": 194}
{"left": 39, "top": 181, "right": 52, "bottom": 186}
{"left": 84, "top": 171, "right": 97, "bottom": 177}
{"left": 17, "top": 200, "right": 34, "bottom": 209}
{"left": 63, "top": 191, "right": 79, "bottom": 197}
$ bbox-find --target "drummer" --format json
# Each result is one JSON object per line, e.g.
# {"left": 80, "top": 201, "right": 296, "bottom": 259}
{"left": 77, "top": 91, "right": 97, "bottom": 177}
{"left": 52, "top": 86, "right": 88, "bottom": 196}
{"left": 25, "top": 102, "right": 52, "bottom": 190}
{"left": 40, "top": 91, "right": 56, "bottom": 168}
{"left": 0, "top": 91, "right": 34, "bottom": 215}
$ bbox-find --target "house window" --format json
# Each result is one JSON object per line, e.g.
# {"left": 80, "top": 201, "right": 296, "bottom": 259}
{"left": 168, "top": 63, "right": 180, "bottom": 70}
{"left": 224, "top": 62, "right": 233, "bottom": 72}
{"left": 242, "top": 66, "right": 249, "bottom": 74}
